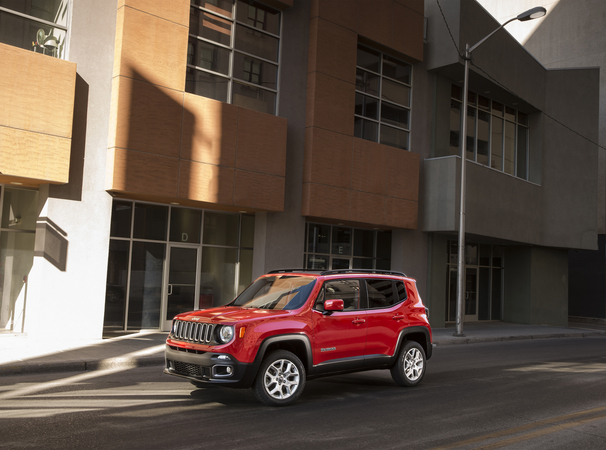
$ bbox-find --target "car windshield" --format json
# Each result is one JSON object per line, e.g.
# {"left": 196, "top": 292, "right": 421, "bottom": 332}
{"left": 233, "top": 275, "right": 317, "bottom": 310}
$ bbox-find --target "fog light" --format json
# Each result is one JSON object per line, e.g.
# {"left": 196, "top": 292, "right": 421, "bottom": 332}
{"left": 226, "top": 366, "right": 233, "bottom": 374}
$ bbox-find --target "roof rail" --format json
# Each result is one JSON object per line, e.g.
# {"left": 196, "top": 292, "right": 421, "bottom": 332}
{"left": 320, "top": 269, "right": 407, "bottom": 277}
{"left": 267, "top": 269, "right": 323, "bottom": 274}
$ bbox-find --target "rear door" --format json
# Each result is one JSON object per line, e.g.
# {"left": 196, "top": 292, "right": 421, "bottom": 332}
{"left": 312, "top": 278, "right": 367, "bottom": 371}
{"left": 364, "top": 278, "right": 408, "bottom": 359}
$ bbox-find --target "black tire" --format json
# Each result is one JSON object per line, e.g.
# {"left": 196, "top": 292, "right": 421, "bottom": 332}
{"left": 390, "top": 340, "right": 426, "bottom": 387}
{"left": 252, "top": 350, "right": 306, "bottom": 406}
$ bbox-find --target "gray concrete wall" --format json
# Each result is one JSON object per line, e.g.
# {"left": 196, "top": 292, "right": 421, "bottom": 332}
{"left": 478, "top": 0, "right": 606, "bottom": 235}
{"left": 504, "top": 245, "right": 568, "bottom": 326}
{"left": 426, "top": 233, "right": 449, "bottom": 328}
{"left": 253, "top": 0, "right": 310, "bottom": 278}
{"left": 24, "top": 0, "right": 117, "bottom": 340}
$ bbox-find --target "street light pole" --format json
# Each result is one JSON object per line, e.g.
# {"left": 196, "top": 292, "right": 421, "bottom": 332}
{"left": 454, "top": 6, "right": 546, "bottom": 337}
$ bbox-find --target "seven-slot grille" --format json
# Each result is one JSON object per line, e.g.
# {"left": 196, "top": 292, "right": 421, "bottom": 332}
{"left": 172, "top": 320, "right": 215, "bottom": 344}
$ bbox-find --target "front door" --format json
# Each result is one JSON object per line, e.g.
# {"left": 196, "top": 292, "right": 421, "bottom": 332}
{"left": 162, "top": 245, "right": 199, "bottom": 330}
{"left": 465, "top": 267, "right": 478, "bottom": 321}
{"left": 311, "top": 278, "right": 367, "bottom": 373}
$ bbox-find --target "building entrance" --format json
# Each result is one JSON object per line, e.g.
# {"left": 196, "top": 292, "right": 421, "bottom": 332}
{"left": 162, "top": 245, "right": 199, "bottom": 331}
{"left": 446, "top": 241, "right": 504, "bottom": 322}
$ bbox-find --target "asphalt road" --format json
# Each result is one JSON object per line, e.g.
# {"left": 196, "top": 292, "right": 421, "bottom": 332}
{"left": 1, "top": 337, "right": 605, "bottom": 450}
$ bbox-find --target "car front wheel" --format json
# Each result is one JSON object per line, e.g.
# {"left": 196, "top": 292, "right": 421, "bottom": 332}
{"left": 252, "top": 350, "right": 306, "bottom": 406}
{"left": 391, "top": 340, "right": 426, "bottom": 387}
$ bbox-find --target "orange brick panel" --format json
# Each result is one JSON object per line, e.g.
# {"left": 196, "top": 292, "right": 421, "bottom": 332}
{"left": 182, "top": 94, "right": 238, "bottom": 166}
{"left": 392, "top": 2, "right": 424, "bottom": 61}
{"left": 304, "top": 127, "right": 353, "bottom": 189}
{"left": 387, "top": 145, "right": 420, "bottom": 200}
{"left": 109, "top": 148, "right": 179, "bottom": 198}
{"left": 306, "top": 72, "right": 355, "bottom": 135}
{"left": 234, "top": 170, "right": 285, "bottom": 212}
{"left": 236, "top": 108, "right": 287, "bottom": 177}
{"left": 302, "top": 183, "right": 351, "bottom": 221}
{"left": 358, "top": 0, "right": 393, "bottom": 49}
{"left": 178, "top": 160, "right": 235, "bottom": 205}
{"left": 0, "top": 127, "right": 70, "bottom": 184}
{"left": 351, "top": 138, "right": 389, "bottom": 196}
{"left": 118, "top": 0, "right": 190, "bottom": 27}
{"left": 385, "top": 196, "right": 418, "bottom": 229}
{"left": 350, "top": 190, "right": 387, "bottom": 225}
{"left": 0, "top": 43, "right": 76, "bottom": 138}
{"left": 310, "top": 0, "right": 358, "bottom": 31}
{"left": 395, "top": 0, "right": 424, "bottom": 15}
{"left": 311, "top": 18, "right": 358, "bottom": 84}
{"left": 111, "top": 77, "right": 184, "bottom": 158}
{"left": 115, "top": 6, "right": 188, "bottom": 90}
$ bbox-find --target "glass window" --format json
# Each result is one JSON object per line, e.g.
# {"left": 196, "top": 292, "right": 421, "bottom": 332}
{"left": 504, "top": 121, "right": 516, "bottom": 175}
{"left": 367, "top": 279, "right": 397, "bottom": 308}
{"left": 110, "top": 201, "right": 132, "bottom": 238}
{"left": 170, "top": 207, "right": 202, "bottom": 244}
{"left": 133, "top": 204, "right": 168, "bottom": 241}
{"left": 187, "top": 0, "right": 280, "bottom": 115}
{"left": 450, "top": 100, "right": 461, "bottom": 156}
{"left": 200, "top": 246, "right": 238, "bottom": 308}
{"left": 103, "top": 240, "right": 130, "bottom": 329}
{"left": 355, "top": 43, "right": 412, "bottom": 150}
{"left": 203, "top": 212, "right": 239, "bottom": 246}
{"left": 450, "top": 85, "right": 531, "bottom": 180}
{"left": 353, "top": 229, "right": 374, "bottom": 257}
{"left": 241, "top": 214, "right": 255, "bottom": 248}
{"left": 318, "top": 279, "right": 361, "bottom": 311}
{"left": 304, "top": 224, "right": 391, "bottom": 271}
{"left": 517, "top": 126, "right": 528, "bottom": 180}
{"left": 356, "top": 69, "right": 379, "bottom": 96}
{"left": 491, "top": 117, "right": 503, "bottom": 171}
{"left": 127, "top": 242, "right": 165, "bottom": 329}
{"left": 332, "top": 227, "right": 352, "bottom": 256}
{"left": 0, "top": 1, "right": 68, "bottom": 59}
{"left": 1, "top": 188, "right": 38, "bottom": 231}
{"left": 0, "top": 231, "right": 35, "bottom": 332}
{"left": 477, "top": 110, "right": 490, "bottom": 166}
{"left": 396, "top": 281, "right": 407, "bottom": 302}
{"left": 307, "top": 223, "right": 330, "bottom": 254}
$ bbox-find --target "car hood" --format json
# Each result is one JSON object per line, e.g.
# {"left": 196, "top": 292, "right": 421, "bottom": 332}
{"left": 176, "top": 306, "right": 293, "bottom": 324}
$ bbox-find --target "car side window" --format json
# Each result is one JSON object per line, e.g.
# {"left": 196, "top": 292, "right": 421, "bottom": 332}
{"left": 314, "top": 279, "right": 361, "bottom": 311}
{"left": 396, "top": 280, "right": 408, "bottom": 302}
{"left": 367, "top": 279, "right": 401, "bottom": 308}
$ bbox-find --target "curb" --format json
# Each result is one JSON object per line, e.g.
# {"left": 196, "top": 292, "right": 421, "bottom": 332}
{"left": 0, "top": 355, "right": 165, "bottom": 377}
{"left": 433, "top": 330, "right": 606, "bottom": 346}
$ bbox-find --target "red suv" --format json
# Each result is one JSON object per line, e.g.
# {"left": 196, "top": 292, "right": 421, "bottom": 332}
{"left": 164, "top": 269, "right": 433, "bottom": 406}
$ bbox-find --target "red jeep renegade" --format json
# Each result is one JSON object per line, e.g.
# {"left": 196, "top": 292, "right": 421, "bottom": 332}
{"left": 164, "top": 269, "right": 433, "bottom": 406}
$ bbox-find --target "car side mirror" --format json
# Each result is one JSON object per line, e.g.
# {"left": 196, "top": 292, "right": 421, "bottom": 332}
{"left": 323, "top": 299, "right": 344, "bottom": 315}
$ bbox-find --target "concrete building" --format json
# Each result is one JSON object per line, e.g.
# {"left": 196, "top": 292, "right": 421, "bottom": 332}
{"left": 477, "top": 0, "right": 606, "bottom": 324}
{"left": 0, "top": 0, "right": 599, "bottom": 341}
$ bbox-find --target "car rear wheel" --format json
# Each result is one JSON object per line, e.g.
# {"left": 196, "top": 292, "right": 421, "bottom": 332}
{"left": 391, "top": 340, "right": 426, "bottom": 387}
{"left": 252, "top": 350, "right": 306, "bottom": 406}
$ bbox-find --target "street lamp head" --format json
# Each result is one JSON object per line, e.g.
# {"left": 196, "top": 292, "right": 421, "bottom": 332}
{"left": 516, "top": 6, "right": 547, "bottom": 21}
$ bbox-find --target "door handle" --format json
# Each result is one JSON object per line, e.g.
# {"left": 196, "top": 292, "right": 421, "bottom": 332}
{"left": 352, "top": 318, "right": 366, "bottom": 324}
{"left": 168, "top": 284, "right": 173, "bottom": 296}
{"left": 392, "top": 314, "right": 405, "bottom": 320}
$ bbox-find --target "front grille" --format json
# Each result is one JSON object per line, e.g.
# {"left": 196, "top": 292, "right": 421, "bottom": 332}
{"left": 173, "top": 361, "right": 204, "bottom": 377}
{"left": 171, "top": 320, "right": 215, "bottom": 344}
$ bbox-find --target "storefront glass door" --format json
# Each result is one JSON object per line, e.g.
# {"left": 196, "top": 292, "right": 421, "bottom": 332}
{"left": 162, "top": 245, "right": 199, "bottom": 331}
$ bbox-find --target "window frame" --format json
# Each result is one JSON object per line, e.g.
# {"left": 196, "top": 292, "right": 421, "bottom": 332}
{"left": 354, "top": 43, "right": 413, "bottom": 151}
{"left": 450, "top": 84, "right": 530, "bottom": 180}
{"left": 186, "top": 0, "right": 282, "bottom": 115}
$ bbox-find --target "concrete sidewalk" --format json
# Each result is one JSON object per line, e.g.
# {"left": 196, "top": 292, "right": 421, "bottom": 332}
{"left": 1, "top": 322, "right": 605, "bottom": 376}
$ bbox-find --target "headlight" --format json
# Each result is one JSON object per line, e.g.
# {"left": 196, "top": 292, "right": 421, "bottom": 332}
{"left": 218, "top": 325, "right": 234, "bottom": 344}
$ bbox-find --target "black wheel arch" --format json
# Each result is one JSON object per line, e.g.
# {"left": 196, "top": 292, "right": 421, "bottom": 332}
{"left": 396, "top": 326, "right": 433, "bottom": 360}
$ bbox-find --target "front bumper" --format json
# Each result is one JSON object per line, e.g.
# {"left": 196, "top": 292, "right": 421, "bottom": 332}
{"left": 164, "top": 344, "right": 257, "bottom": 388}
